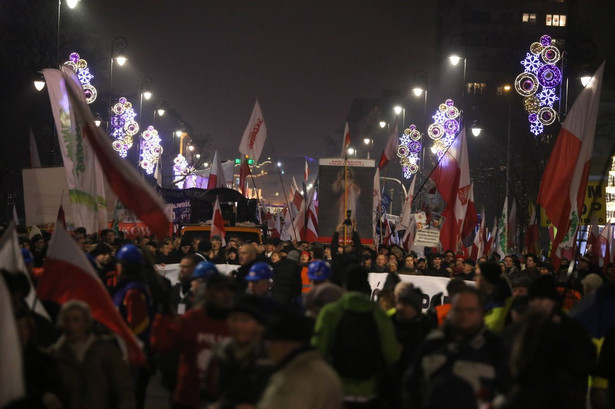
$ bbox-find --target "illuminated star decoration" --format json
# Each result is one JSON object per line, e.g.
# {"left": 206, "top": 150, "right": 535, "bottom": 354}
{"left": 515, "top": 35, "right": 561, "bottom": 136}
{"left": 428, "top": 99, "right": 460, "bottom": 159}
{"left": 110, "top": 97, "right": 140, "bottom": 158}
{"left": 63, "top": 52, "right": 97, "bottom": 104}
{"left": 397, "top": 125, "right": 422, "bottom": 179}
{"left": 173, "top": 154, "right": 194, "bottom": 188}
{"left": 139, "top": 126, "right": 163, "bottom": 174}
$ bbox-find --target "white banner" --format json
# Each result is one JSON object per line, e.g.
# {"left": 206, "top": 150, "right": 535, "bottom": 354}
{"left": 239, "top": 100, "right": 267, "bottom": 162}
{"left": 369, "top": 273, "right": 453, "bottom": 311}
{"left": 42, "top": 69, "right": 107, "bottom": 233}
{"left": 156, "top": 263, "right": 236, "bottom": 286}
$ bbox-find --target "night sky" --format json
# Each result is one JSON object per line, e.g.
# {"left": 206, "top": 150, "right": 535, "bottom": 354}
{"left": 77, "top": 0, "right": 436, "bottom": 196}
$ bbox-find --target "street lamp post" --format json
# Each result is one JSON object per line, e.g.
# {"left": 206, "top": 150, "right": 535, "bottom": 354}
{"left": 108, "top": 37, "right": 127, "bottom": 120}
{"left": 363, "top": 138, "right": 373, "bottom": 159}
{"left": 56, "top": 0, "right": 79, "bottom": 68}
{"left": 394, "top": 106, "right": 405, "bottom": 128}
{"left": 139, "top": 76, "right": 153, "bottom": 123}
{"left": 503, "top": 84, "right": 512, "bottom": 198}
{"left": 448, "top": 54, "right": 467, "bottom": 101}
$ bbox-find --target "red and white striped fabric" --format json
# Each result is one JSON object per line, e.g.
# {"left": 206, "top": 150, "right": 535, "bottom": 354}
{"left": 395, "top": 176, "right": 416, "bottom": 233}
{"left": 471, "top": 208, "right": 486, "bottom": 260}
{"left": 430, "top": 128, "right": 470, "bottom": 252}
{"left": 211, "top": 196, "right": 226, "bottom": 246}
{"left": 207, "top": 151, "right": 225, "bottom": 189}
{"left": 378, "top": 119, "right": 399, "bottom": 169}
{"left": 56, "top": 66, "right": 169, "bottom": 237}
{"left": 37, "top": 224, "right": 146, "bottom": 365}
{"left": 537, "top": 62, "right": 604, "bottom": 267}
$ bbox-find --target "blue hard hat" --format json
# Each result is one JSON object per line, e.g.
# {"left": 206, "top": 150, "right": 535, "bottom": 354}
{"left": 307, "top": 260, "right": 332, "bottom": 281}
{"left": 191, "top": 261, "right": 218, "bottom": 281}
{"left": 246, "top": 262, "right": 273, "bottom": 281}
{"left": 116, "top": 244, "right": 143, "bottom": 264}
{"left": 21, "top": 248, "right": 33, "bottom": 264}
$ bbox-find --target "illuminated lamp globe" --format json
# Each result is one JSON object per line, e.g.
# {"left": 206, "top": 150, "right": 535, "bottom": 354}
{"left": 115, "top": 56, "right": 127, "bottom": 66}
{"left": 34, "top": 80, "right": 46, "bottom": 91}
{"left": 195, "top": 153, "right": 201, "bottom": 159}
{"left": 448, "top": 55, "right": 461, "bottom": 66}
{"left": 412, "top": 87, "right": 424, "bottom": 97}
{"left": 175, "top": 130, "right": 183, "bottom": 137}
{"left": 157, "top": 108, "right": 165, "bottom": 116}
{"left": 363, "top": 138, "right": 371, "bottom": 145}
{"left": 580, "top": 75, "right": 592, "bottom": 87}
{"left": 143, "top": 91, "right": 152, "bottom": 100}
{"left": 188, "top": 145, "right": 195, "bottom": 152}
{"left": 503, "top": 84, "right": 512, "bottom": 92}
{"left": 394, "top": 106, "right": 403, "bottom": 115}
{"left": 94, "top": 119, "right": 102, "bottom": 127}
{"left": 430, "top": 146, "right": 438, "bottom": 154}
{"left": 347, "top": 147, "right": 355, "bottom": 155}
{"left": 379, "top": 121, "right": 387, "bottom": 128}
{"left": 66, "top": 0, "right": 79, "bottom": 9}
{"left": 203, "top": 162, "right": 209, "bottom": 167}
{"left": 471, "top": 127, "right": 482, "bottom": 137}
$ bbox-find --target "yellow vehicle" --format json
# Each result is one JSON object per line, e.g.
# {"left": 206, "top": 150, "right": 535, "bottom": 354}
{"left": 180, "top": 224, "right": 265, "bottom": 244}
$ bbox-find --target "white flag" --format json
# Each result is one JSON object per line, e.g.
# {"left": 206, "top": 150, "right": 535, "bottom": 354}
{"left": 239, "top": 100, "right": 267, "bottom": 162}
{"left": 42, "top": 69, "right": 107, "bottom": 233}
{"left": 29, "top": 127, "right": 41, "bottom": 168}
{"left": 395, "top": 176, "right": 416, "bottom": 233}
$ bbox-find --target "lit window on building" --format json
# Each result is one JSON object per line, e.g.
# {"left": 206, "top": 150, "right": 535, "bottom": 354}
{"left": 546, "top": 14, "right": 567, "bottom": 27}
{"left": 522, "top": 13, "right": 536, "bottom": 24}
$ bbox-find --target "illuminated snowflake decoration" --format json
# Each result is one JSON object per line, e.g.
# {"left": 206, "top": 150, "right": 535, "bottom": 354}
{"left": 537, "top": 88, "right": 559, "bottom": 108}
{"left": 515, "top": 35, "right": 561, "bottom": 136}
{"left": 139, "top": 126, "right": 163, "bottom": 175}
{"left": 173, "top": 154, "right": 195, "bottom": 188}
{"left": 63, "top": 52, "right": 97, "bottom": 104}
{"left": 110, "top": 97, "right": 139, "bottom": 158}
{"left": 521, "top": 53, "right": 541, "bottom": 73}
{"left": 397, "top": 124, "right": 422, "bottom": 179}
{"left": 428, "top": 99, "right": 460, "bottom": 159}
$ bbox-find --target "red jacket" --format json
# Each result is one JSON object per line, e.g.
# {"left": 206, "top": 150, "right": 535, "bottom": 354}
{"left": 151, "top": 309, "right": 230, "bottom": 409}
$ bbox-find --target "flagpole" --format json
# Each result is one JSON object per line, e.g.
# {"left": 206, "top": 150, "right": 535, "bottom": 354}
{"left": 266, "top": 140, "right": 299, "bottom": 242}
{"left": 344, "top": 152, "right": 348, "bottom": 244}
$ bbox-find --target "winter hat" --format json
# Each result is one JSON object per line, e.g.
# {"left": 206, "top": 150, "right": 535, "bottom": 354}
{"left": 266, "top": 312, "right": 314, "bottom": 343}
{"left": 528, "top": 275, "right": 559, "bottom": 301}
{"left": 303, "top": 283, "right": 344, "bottom": 311}
{"left": 231, "top": 295, "right": 268, "bottom": 325}
{"left": 479, "top": 262, "right": 503, "bottom": 285}
{"left": 198, "top": 240, "right": 212, "bottom": 253}
{"left": 180, "top": 237, "right": 192, "bottom": 247}
{"left": 286, "top": 250, "right": 301, "bottom": 263}
{"left": 397, "top": 286, "right": 424, "bottom": 312}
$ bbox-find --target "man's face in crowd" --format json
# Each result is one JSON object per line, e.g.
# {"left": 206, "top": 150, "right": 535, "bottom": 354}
{"left": 96, "top": 253, "right": 111, "bottom": 266}
{"left": 239, "top": 245, "right": 256, "bottom": 266}
{"left": 248, "top": 279, "right": 270, "bottom": 296}
{"left": 444, "top": 252, "right": 455, "bottom": 264}
{"left": 450, "top": 292, "right": 484, "bottom": 335}
{"left": 433, "top": 257, "right": 442, "bottom": 269}
{"left": 179, "top": 257, "right": 197, "bottom": 282}
{"left": 463, "top": 262, "right": 474, "bottom": 274}
{"left": 104, "top": 231, "right": 116, "bottom": 243}
{"left": 525, "top": 256, "right": 537, "bottom": 268}
{"left": 376, "top": 255, "right": 387, "bottom": 267}
{"left": 228, "top": 312, "right": 264, "bottom": 346}
{"left": 405, "top": 256, "right": 414, "bottom": 268}
{"left": 455, "top": 258, "right": 464, "bottom": 269}
{"left": 160, "top": 242, "right": 173, "bottom": 255}
{"left": 180, "top": 245, "right": 192, "bottom": 254}
{"left": 211, "top": 238, "right": 222, "bottom": 250}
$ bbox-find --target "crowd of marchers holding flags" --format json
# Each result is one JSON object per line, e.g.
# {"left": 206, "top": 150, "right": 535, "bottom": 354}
{"left": 2, "top": 46, "right": 613, "bottom": 409}
{"left": 1, "top": 214, "right": 615, "bottom": 409}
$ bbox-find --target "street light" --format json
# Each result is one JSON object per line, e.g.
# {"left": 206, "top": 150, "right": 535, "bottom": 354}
{"left": 393, "top": 106, "right": 403, "bottom": 115}
{"left": 34, "top": 72, "right": 46, "bottom": 91}
{"left": 379, "top": 121, "right": 387, "bottom": 128}
{"left": 175, "top": 130, "right": 183, "bottom": 137}
{"left": 108, "top": 37, "right": 127, "bottom": 117}
{"left": 188, "top": 145, "right": 195, "bottom": 152}
{"left": 139, "top": 76, "right": 153, "bottom": 122}
{"left": 412, "top": 87, "right": 423, "bottom": 97}
{"left": 580, "top": 75, "right": 592, "bottom": 87}
{"left": 448, "top": 55, "right": 461, "bottom": 66}
{"left": 157, "top": 108, "right": 165, "bottom": 116}
{"left": 448, "top": 54, "right": 467, "bottom": 101}
{"left": 115, "top": 56, "right": 127, "bottom": 66}
{"left": 94, "top": 119, "right": 101, "bottom": 127}
{"left": 195, "top": 153, "right": 201, "bottom": 159}
{"left": 66, "top": 0, "right": 79, "bottom": 9}
{"left": 471, "top": 126, "right": 482, "bottom": 137}
{"left": 347, "top": 147, "right": 355, "bottom": 156}
{"left": 56, "top": 0, "right": 79, "bottom": 67}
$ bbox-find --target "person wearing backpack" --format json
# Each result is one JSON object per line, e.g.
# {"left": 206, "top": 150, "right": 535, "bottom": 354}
{"left": 313, "top": 264, "right": 400, "bottom": 408}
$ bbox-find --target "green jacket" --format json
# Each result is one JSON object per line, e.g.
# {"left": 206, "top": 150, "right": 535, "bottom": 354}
{"left": 312, "top": 292, "right": 400, "bottom": 398}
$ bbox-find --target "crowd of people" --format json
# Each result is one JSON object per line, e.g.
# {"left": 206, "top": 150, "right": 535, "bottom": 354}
{"left": 3, "top": 221, "right": 615, "bottom": 409}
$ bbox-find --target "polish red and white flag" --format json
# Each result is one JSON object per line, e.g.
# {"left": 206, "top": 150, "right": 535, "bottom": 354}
{"left": 37, "top": 224, "right": 146, "bottom": 365}
{"left": 537, "top": 62, "right": 604, "bottom": 268}
{"left": 211, "top": 196, "right": 227, "bottom": 246}
{"left": 207, "top": 151, "right": 225, "bottom": 189}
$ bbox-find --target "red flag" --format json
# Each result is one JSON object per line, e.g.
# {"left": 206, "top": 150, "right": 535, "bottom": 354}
{"left": 588, "top": 214, "right": 601, "bottom": 264}
{"left": 270, "top": 212, "right": 281, "bottom": 239}
{"left": 305, "top": 189, "right": 318, "bottom": 242}
{"left": 211, "top": 196, "right": 226, "bottom": 245}
{"left": 461, "top": 182, "right": 478, "bottom": 240}
{"left": 537, "top": 62, "right": 604, "bottom": 267}
{"left": 56, "top": 205, "right": 66, "bottom": 229}
{"left": 525, "top": 204, "right": 540, "bottom": 255}
{"left": 378, "top": 119, "right": 399, "bottom": 169}
{"left": 341, "top": 122, "right": 351, "bottom": 157}
{"left": 207, "top": 151, "right": 225, "bottom": 189}
{"left": 471, "top": 208, "right": 486, "bottom": 260}
{"left": 54, "top": 66, "right": 169, "bottom": 237}
{"left": 430, "top": 128, "right": 470, "bottom": 251}
{"left": 37, "top": 224, "right": 146, "bottom": 365}
{"left": 485, "top": 216, "right": 498, "bottom": 257}
{"left": 239, "top": 158, "right": 250, "bottom": 196}
{"left": 292, "top": 190, "right": 303, "bottom": 212}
